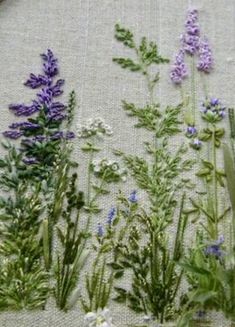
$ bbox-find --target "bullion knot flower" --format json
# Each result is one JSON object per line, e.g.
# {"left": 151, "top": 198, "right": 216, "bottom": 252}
{"left": 170, "top": 49, "right": 188, "bottom": 84}
{"left": 201, "top": 98, "right": 226, "bottom": 123}
{"left": 197, "top": 38, "right": 213, "bottom": 73}
{"left": 205, "top": 235, "right": 224, "bottom": 258}
{"left": 41, "top": 49, "right": 59, "bottom": 77}
{"left": 181, "top": 9, "right": 200, "bottom": 55}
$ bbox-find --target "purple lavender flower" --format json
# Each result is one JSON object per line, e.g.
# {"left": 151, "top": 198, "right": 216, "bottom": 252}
{"left": 107, "top": 207, "right": 116, "bottom": 225}
{"left": 9, "top": 122, "right": 40, "bottom": 130}
{"left": 181, "top": 9, "right": 200, "bottom": 55}
{"left": 170, "top": 49, "right": 188, "bottom": 84}
{"left": 65, "top": 131, "right": 75, "bottom": 139}
{"left": 50, "top": 131, "right": 64, "bottom": 140}
{"left": 197, "top": 39, "right": 213, "bottom": 73}
{"left": 41, "top": 49, "right": 59, "bottom": 77}
{"left": 3, "top": 130, "right": 23, "bottom": 139}
{"left": 22, "top": 157, "right": 39, "bottom": 165}
{"left": 3, "top": 49, "right": 74, "bottom": 168}
{"left": 33, "top": 135, "right": 46, "bottom": 142}
{"left": 97, "top": 223, "right": 104, "bottom": 237}
{"left": 186, "top": 125, "right": 197, "bottom": 137}
{"left": 24, "top": 73, "right": 49, "bottom": 89}
{"left": 128, "top": 190, "right": 138, "bottom": 203}
{"left": 205, "top": 235, "right": 224, "bottom": 258}
{"left": 9, "top": 103, "right": 41, "bottom": 117}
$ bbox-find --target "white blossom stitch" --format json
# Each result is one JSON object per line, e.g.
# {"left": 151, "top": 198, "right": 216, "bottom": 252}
{"left": 77, "top": 118, "right": 113, "bottom": 138}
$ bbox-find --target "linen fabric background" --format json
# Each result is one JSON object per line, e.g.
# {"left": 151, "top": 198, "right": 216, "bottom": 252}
{"left": 0, "top": 0, "right": 235, "bottom": 326}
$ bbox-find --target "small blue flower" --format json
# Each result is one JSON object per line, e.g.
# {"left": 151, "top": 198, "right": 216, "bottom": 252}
{"left": 205, "top": 235, "right": 224, "bottom": 258}
{"left": 107, "top": 207, "right": 116, "bottom": 225}
{"left": 128, "top": 190, "right": 138, "bottom": 203}
{"left": 186, "top": 125, "right": 197, "bottom": 138}
{"left": 190, "top": 138, "right": 202, "bottom": 150}
{"left": 97, "top": 223, "right": 104, "bottom": 237}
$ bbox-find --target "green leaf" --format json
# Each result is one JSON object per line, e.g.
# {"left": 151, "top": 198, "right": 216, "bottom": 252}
{"left": 223, "top": 144, "right": 235, "bottom": 213}
{"left": 138, "top": 37, "right": 169, "bottom": 66}
{"left": 114, "top": 24, "right": 135, "bottom": 48}
{"left": 190, "top": 290, "right": 217, "bottom": 304}
{"left": 113, "top": 58, "right": 141, "bottom": 71}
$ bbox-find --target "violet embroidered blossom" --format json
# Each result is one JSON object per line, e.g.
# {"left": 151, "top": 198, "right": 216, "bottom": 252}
{"left": 191, "top": 138, "right": 202, "bottom": 150}
{"left": 186, "top": 125, "right": 197, "bottom": 138}
{"left": 107, "top": 207, "right": 116, "bottom": 225}
{"left": 97, "top": 223, "right": 104, "bottom": 238}
{"left": 201, "top": 98, "right": 226, "bottom": 123}
{"left": 181, "top": 9, "right": 200, "bottom": 55}
{"left": 205, "top": 235, "right": 224, "bottom": 258}
{"left": 170, "top": 49, "right": 188, "bottom": 84}
{"left": 128, "top": 190, "right": 138, "bottom": 203}
{"left": 3, "top": 49, "right": 75, "bottom": 166}
{"left": 197, "top": 38, "right": 213, "bottom": 73}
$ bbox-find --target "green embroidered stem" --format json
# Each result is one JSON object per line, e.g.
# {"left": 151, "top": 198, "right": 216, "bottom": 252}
{"left": 229, "top": 108, "right": 235, "bottom": 161}
{"left": 212, "top": 126, "right": 218, "bottom": 237}
{"left": 190, "top": 56, "right": 196, "bottom": 124}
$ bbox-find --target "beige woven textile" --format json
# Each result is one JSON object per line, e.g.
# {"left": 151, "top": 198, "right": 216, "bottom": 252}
{"left": 0, "top": 0, "right": 235, "bottom": 326}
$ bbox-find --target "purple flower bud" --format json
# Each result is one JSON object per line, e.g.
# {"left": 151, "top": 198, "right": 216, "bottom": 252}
{"left": 197, "top": 39, "right": 213, "bottom": 73}
{"left": 210, "top": 98, "right": 220, "bottom": 106}
{"left": 107, "top": 207, "right": 116, "bottom": 225}
{"left": 50, "top": 131, "right": 64, "bottom": 140}
{"left": 22, "top": 157, "right": 39, "bottom": 165}
{"left": 33, "top": 135, "right": 46, "bottom": 142}
{"left": 65, "top": 131, "right": 75, "bottom": 139}
{"left": 186, "top": 125, "right": 197, "bottom": 136}
{"left": 97, "top": 223, "right": 104, "bottom": 237}
{"left": 170, "top": 49, "right": 188, "bottom": 84}
{"left": 201, "top": 98, "right": 226, "bottom": 122}
{"left": 181, "top": 9, "right": 200, "bottom": 55}
{"left": 50, "top": 79, "right": 65, "bottom": 97}
{"left": 41, "top": 49, "right": 58, "bottom": 77}
{"left": 191, "top": 138, "right": 202, "bottom": 150}
{"left": 128, "top": 190, "right": 138, "bottom": 203}
{"left": 3, "top": 130, "right": 23, "bottom": 139}
{"left": 24, "top": 73, "right": 50, "bottom": 89}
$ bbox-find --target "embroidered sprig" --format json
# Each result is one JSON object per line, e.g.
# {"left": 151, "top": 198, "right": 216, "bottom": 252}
{"left": 112, "top": 24, "right": 194, "bottom": 324}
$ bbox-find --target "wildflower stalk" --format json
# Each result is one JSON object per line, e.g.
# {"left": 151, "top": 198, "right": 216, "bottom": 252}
{"left": 113, "top": 24, "right": 194, "bottom": 324}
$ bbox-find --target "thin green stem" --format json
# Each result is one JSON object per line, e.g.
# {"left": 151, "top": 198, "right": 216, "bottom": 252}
{"left": 212, "top": 126, "right": 218, "bottom": 238}
{"left": 190, "top": 56, "right": 196, "bottom": 124}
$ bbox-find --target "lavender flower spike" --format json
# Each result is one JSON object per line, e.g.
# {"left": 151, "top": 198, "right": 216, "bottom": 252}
{"left": 97, "top": 223, "right": 104, "bottom": 237}
{"left": 107, "top": 207, "right": 116, "bottom": 225}
{"left": 197, "top": 38, "right": 213, "bottom": 73}
{"left": 170, "top": 49, "right": 188, "bottom": 84}
{"left": 181, "top": 9, "right": 200, "bottom": 55}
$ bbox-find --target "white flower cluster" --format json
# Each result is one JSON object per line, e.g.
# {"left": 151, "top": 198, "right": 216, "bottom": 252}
{"left": 92, "top": 158, "right": 127, "bottom": 182}
{"left": 77, "top": 118, "right": 113, "bottom": 138}
{"left": 84, "top": 308, "right": 115, "bottom": 327}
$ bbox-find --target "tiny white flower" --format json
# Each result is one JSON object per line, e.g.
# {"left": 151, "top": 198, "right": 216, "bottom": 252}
{"left": 111, "top": 163, "right": 119, "bottom": 171}
{"left": 84, "top": 312, "right": 96, "bottom": 323}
